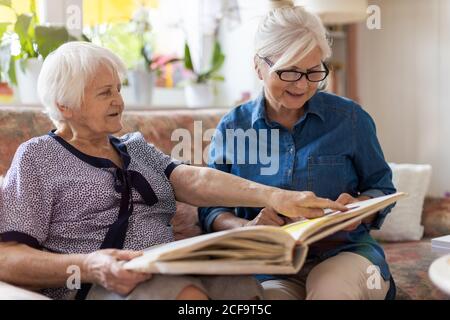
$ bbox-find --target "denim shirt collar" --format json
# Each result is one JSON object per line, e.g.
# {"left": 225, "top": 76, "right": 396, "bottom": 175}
{"left": 251, "top": 90, "right": 326, "bottom": 128}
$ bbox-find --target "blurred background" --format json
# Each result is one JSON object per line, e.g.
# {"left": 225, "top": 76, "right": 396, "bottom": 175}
{"left": 0, "top": 0, "right": 449, "bottom": 198}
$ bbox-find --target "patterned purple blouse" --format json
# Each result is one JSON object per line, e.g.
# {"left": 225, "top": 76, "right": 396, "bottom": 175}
{"left": 0, "top": 131, "right": 181, "bottom": 299}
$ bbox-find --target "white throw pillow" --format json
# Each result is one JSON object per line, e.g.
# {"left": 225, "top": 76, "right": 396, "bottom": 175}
{"left": 371, "top": 163, "right": 432, "bottom": 242}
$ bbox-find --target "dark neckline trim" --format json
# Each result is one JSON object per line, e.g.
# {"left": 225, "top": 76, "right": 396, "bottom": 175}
{"left": 48, "top": 130, "right": 131, "bottom": 169}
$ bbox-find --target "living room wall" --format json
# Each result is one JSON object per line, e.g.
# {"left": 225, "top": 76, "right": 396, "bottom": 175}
{"left": 356, "top": 0, "right": 450, "bottom": 197}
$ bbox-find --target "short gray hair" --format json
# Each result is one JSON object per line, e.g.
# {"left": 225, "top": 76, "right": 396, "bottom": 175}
{"left": 255, "top": 3, "right": 332, "bottom": 71}
{"left": 37, "top": 41, "right": 127, "bottom": 126}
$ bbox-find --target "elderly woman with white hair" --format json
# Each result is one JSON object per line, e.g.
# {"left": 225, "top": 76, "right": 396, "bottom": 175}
{"left": 199, "top": 2, "right": 397, "bottom": 300}
{"left": 0, "top": 41, "right": 345, "bottom": 300}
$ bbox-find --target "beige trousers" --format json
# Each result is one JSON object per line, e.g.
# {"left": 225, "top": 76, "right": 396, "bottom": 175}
{"left": 262, "top": 252, "right": 390, "bottom": 300}
{"left": 86, "top": 275, "right": 263, "bottom": 300}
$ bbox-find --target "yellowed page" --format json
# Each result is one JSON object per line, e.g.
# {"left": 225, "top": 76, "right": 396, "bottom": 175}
{"left": 125, "top": 244, "right": 309, "bottom": 275}
{"left": 282, "top": 192, "right": 407, "bottom": 242}
{"left": 123, "top": 226, "right": 296, "bottom": 274}
{"left": 303, "top": 208, "right": 391, "bottom": 246}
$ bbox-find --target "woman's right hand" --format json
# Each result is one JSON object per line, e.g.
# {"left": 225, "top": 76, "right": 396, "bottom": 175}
{"left": 245, "top": 207, "right": 286, "bottom": 227}
{"left": 268, "top": 190, "right": 347, "bottom": 219}
{"left": 83, "top": 249, "right": 152, "bottom": 296}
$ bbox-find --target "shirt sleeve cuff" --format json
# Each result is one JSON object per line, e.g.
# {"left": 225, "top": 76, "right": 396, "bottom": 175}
{"left": 359, "top": 189, "right": 394, "bottom": 230}
{"left": 203, "top": 207, "right": 235, "bottom": 233}
{"left": 0, "top": 231, "right": 42, "bottom": 249}
{"left": 360, "top": 189, "right": 386, "bottom": 199}
{"left": 164, "top": 161, "right": 183, "bottom": 179}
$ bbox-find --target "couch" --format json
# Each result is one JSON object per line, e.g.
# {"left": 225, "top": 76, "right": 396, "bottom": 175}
{"left": 0, "top": 106, "right": 448, "bottom": 300}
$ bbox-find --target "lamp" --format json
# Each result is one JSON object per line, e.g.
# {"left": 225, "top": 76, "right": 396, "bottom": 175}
{"left": 296, "top": 0, "right": 368, "bottom": 25}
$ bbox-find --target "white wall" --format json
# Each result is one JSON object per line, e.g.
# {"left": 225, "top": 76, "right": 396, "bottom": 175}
{"left": 357, "top": 0, "right": 449, "bottom": 197}
{"left": 436, "top": 0, "right": 450, "bottom": 197}
{"left": 218, "top": 0, "right": 271, "bottom": 106}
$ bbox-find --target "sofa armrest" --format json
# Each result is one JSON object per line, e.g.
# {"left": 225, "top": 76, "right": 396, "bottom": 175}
{"left": 0, "top": 282, "right": 50, "bottom": 300}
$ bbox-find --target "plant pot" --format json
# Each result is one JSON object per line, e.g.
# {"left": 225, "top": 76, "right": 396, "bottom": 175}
{"left": 0, "top": 82, "right": 14, "bottom": 103}
{"left": 123, "top": 69, "right": 155, "bottom": 108}
{"left": 15, "top": 58, "right": 43, "bottom": 105}
{"left": 184, "top": 83, "right": 214, "bottom": 108}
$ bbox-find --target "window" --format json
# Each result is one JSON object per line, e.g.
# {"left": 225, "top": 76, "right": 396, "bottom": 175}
{"left": 82, "top": 0, "right": 185, "bottom": 85}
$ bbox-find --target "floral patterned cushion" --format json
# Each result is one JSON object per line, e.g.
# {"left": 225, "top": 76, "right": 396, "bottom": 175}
{"left": 0, "top": 107, "right": 228, "bottom": 176}
{"left": 0, "top": 107, "right": 53, "bottom": 176}
{"left": 119, "top": 109, "right": 226, "bottom": 163}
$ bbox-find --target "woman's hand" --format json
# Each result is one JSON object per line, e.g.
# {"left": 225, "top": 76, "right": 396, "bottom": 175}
{"left": 83, "top": 249, "right": 152, "bottom": 296}
{"left": 268, "top": 190, "right": 348, "bottom": 219}
{"left": 336, "top": 193, "right": 371, "bottom": 231}
{"left": 245, "top": 207, "right": 286, "bottom": 227}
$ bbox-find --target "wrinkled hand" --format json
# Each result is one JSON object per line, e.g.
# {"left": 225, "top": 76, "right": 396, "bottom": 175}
{"left": 269, "top": 190, "right": 348, "bottom": 219}
{"left": 336, "top": 193, "right": 370, "bottom": 231}
{"left": 83, "top": 249, "right": 152, "bottom": 296}
{"left": 245, "top": 207, "right": 286, "bottom": 227}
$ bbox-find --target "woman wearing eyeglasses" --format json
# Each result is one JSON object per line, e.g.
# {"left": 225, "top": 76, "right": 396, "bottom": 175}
{"left": 199, "top": 2, "right": 397, "bottom": 300}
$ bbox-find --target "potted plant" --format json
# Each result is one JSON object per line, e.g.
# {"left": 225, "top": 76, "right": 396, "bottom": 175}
{"left": 183, "top": 39, "right": 225, "bottom": 108}
{"left": 0, "top": 0, "right": 77, "bottom": 104}
{"left": 86, "top": 6, "right": 180, "bottom": 108}
{"left": 0, "top": 33, "right": 14, "bottom": 103}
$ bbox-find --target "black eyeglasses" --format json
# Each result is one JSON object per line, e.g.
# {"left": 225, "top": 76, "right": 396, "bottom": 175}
{"left": 257, "top": 55, "right": 329, "bottom": 83}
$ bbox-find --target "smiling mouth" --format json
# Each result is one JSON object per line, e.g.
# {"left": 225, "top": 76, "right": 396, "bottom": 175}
{"left": 108, "top": 112, "right": 120, "bottom": 117}
{"left": 286, "top": 91, "right": 305, "bottom": 98}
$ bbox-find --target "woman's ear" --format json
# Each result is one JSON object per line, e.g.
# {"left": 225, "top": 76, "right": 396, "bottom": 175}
{"left": 56, "top": 103, "right": 73, "bottom": 119}
{"left": 254, "top": 56, "right": 263, "bottom": 81}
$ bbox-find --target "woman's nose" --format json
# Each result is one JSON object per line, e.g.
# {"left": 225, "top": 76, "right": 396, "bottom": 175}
{"left": 294, "top": 75, "right": 309, "bottom": 89}
{"left": 113, "top": 89, "right": 125, "bottom": 106}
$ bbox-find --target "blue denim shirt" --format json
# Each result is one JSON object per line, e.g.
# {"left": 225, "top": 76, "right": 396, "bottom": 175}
{"left": 198, "top": 91, "right": 396, "bottom": 281}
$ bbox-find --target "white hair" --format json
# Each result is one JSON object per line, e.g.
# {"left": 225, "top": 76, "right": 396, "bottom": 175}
{"left": 37, "top": 41, "right": 127, "bottom": 126}
{"left": 255, "top": 1, "right": 332, "bottom": 71}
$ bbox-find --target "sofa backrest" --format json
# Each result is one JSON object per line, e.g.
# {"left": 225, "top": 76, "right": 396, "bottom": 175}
{"left": 0, "top": 107, "right": 229, "bottom": 176}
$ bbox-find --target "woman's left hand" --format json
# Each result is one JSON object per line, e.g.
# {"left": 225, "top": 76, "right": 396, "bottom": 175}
{"left": 336, "top": 193, "right": 371, "bottom": 231}
{"left": 83, "top": 249, "right": 152, "bottom": 296}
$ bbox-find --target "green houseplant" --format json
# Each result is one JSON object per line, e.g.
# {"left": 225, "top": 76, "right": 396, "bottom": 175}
{"left": 183, "top": 39, "right": 225, "bottom": 107}
{"left": 85, "top": 6, "right": 180, "bottom": 107}
{"left": 0, "top": 0, "right": 77, "bottom": 104}
{"left": 184, "top": 39, "right": 225, "bottom": 84}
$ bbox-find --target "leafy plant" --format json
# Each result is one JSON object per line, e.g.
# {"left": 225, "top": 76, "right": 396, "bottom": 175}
{"left": 87, "top": 7, "right": 150, "bottom": 71}
{"left": 0, "top": 0, "right": 78, "bottom": 84}
{"left": 184, "top": 40, "right": 225, "bottom": 84}
{"left": 85, "top": 23, "right": 144, "bottom": 70}
{"left": 85, "top": 6, "right": 181, "bottom": 77}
